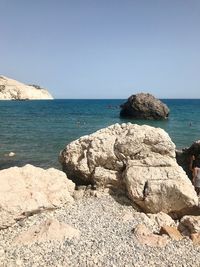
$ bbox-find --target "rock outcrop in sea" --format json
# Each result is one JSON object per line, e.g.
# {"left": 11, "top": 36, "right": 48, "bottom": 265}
{"left": 0, "top": 76, "right": 53, "bottom": 100}
{"left": 120, "top": 93, "right": 169, "bottom": 119}
{"left": 59, "top": 123, "right": 198, "bottom": 216}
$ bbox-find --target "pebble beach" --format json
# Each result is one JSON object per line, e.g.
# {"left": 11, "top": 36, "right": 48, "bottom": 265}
{"left": 1, "top": 192, "right": 200, "bottom": 267}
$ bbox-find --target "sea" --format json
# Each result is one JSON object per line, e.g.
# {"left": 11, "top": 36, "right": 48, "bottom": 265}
{"left": 1, "top": 99, "right": 200, "bottom": 170}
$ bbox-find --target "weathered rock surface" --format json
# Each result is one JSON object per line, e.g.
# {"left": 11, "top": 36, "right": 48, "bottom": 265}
{"left": 124, "top": 160, "right": 198, "bottom": 215}
{"left": 60, "top": 123, "right": 198, "bottom": 215}
{"left": 0, "top": 164, "right": 75, "bottom": 229}
{"left": 14, "top": 218, "right": 80, "bottom": 244}
{"left": 120, "top": 93, "right": 169, "bottom": 120}
{"left": 0, "top": 76, "right": 53, "bottom": 100}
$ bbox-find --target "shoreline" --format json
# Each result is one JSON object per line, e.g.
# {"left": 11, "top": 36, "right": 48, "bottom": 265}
{"left": 0, "top": 123, "right": 200, "bottom": 267}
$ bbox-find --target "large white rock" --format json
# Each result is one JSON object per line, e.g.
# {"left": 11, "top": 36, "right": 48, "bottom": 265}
{"left": 124, "top": 160, "right": 198, "bottom": 214}
{"left": 0, "top": 76, "right": 53, "bottom": 100}
{"left": 60, "top": 123, "right": 198, "bottom": 215}
{"left": 0, "top": 164, "right": 75, "bottom": 229}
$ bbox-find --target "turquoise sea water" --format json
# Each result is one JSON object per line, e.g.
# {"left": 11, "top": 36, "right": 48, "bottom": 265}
{"left": 1, "top": 99, "right": 200, "bottom": 170}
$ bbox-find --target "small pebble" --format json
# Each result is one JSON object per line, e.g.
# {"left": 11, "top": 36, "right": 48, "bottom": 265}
{"left": 8, "top": 152, "right": 15, "bottom": 157}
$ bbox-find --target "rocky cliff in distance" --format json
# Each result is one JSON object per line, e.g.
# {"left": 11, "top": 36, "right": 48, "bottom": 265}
{"left": 0, "top": 76, "right": 53, "bottom": 100}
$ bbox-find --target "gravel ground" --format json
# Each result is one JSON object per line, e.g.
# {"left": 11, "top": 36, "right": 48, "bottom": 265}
{"left": 0, "top": 191, "right": 200, "bottom": 267}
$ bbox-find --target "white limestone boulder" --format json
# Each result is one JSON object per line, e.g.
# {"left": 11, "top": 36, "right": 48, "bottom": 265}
{"left": 0, "top": 76, "right": 53, "bottom": 100}
{"left": 60, "top": 123, "right": 198, "bottom": 215}
{"left": 0, "top": 164, "right": 75, "bottom": 229}
{"left": 124, "top": 159, "right": 198, "bottom": 214}
{"left": 60, "top": 123, "right": 127, "bottom": 188}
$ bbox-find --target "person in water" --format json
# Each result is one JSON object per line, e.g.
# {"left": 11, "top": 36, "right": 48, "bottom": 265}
{"left": 190, "top": 155, "right": 200, "bottom": 195}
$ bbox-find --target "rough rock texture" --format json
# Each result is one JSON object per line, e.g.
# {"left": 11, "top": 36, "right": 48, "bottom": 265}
{"left": 120, "top": 93, "right": 169, "bottom": 120}
{"left": 0, "top": 76, "right": 53, "bottom": 100}
{"left": 0, "top": 164, "right": 75, "bottom": 229}
{"left": 60, "top": 123, "right": 198, "bottom": 215}
{"left": 14, "top": 218, "right": 80, "bottom": 244}
{"left": 124, "top": 160, "right": 198, "bottom": 215}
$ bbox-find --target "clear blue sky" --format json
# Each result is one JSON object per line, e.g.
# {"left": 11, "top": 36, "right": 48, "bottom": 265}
{"left": 1, "top": 0, "right": 200, "bottom": 99}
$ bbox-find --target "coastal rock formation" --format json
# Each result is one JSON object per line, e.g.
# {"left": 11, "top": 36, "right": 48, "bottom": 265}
{"left": 0, "top": 76, "right": 53, "bottom": 100}
{"left": 120, "top": 93, "right": 169, "bottom": 119}
{"left": 124, "top": 159, "right": 197, "bottom": 215}
{"left": 0, "top": 164, "right": 75, "bottom": 229}
{"left": 60, "top": 123, "right": 198, "bottom": 215}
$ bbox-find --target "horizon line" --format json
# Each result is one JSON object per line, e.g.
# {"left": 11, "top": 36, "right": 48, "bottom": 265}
{"left": 52, "top": 97, "right": 200, "bottom": 100}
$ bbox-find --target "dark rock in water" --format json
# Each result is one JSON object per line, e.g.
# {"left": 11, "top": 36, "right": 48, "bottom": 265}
{"left": 120, "top": 93, "right": 169, "bottom": 120}
{"left": 176, "top": 140, "right": 200, "bottom": 181}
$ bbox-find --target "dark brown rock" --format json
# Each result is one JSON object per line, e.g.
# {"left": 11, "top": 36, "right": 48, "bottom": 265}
{"left": 176, "top": 140, "right": 200, "bottom": 181}
{"left": 179, "top": 215, "right": 200, "bottom": 234}
{"left": 120, "top": 93, "right": 169, "bottom": 120}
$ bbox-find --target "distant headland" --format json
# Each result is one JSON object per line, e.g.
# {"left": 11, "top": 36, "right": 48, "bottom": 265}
{"left": 0, "top": 76, "right": 53, "bottom": 100}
